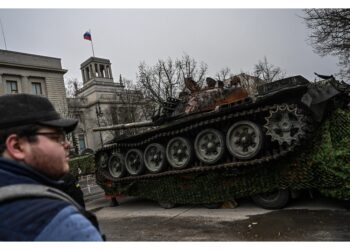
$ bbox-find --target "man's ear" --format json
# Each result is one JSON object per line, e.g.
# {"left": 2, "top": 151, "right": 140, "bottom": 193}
{"left": 4, "top": 134, "right": 27, "bottom": 161}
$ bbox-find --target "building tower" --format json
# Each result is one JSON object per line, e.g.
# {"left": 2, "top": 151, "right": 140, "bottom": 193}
{"left": 68, "top": 56, "right": 145, "bottom": 152}
{"left": 80, "top": 57, "right": 122, "bottom": 86}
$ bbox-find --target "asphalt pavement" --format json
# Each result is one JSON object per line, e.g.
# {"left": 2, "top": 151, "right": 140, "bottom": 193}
{"left": 83, "top": 183, "right": 349, "bottom": 241}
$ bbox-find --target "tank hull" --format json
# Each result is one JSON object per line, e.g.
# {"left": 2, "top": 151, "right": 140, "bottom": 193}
{"left": 95, "top": 75, "right": 350, "bottom": 207}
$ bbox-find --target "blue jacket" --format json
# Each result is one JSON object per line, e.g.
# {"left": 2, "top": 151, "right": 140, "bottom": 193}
{"left": 0, "top": 157, "right": 103, "bottom": 241}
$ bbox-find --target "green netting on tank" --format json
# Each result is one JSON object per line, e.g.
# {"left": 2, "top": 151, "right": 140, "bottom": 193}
{"left": 317, "top": 109, "right": 350, "bottom": 200}
{"left": 96, "top": 108, "right": 350, "bottom": 203}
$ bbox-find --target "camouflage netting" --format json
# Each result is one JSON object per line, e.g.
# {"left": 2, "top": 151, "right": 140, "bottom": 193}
{"left": 96, "top": 108, "right": 350, "bottom": 204}
{"left": 316, "top": 109, "right": 350, "bottom": 200}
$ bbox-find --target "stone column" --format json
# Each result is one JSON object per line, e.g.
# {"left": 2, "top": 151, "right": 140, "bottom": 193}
{"left": 102, "top": 65, "right": 107, "bottom": 78}
{"left": 97, "top": 63, "right": 102, "bottom": 78}
{"left": 91, "top": 64, "right": 96, "bottom": 79}
{"left": 21, "top": 76, "right": 29, "bottom": 94}
{"left": 108, "top": 65, "right": 113, "bottom": 80}
{"left": 81, "top": 68, "right": 86, "bottom": 83}
{"left": 105, "top": 65, "right": 109, "bottom": 78}
{"left": 85, "top": 67, "right": 89, "bottom": 80}
{"left": 85, "top": 67, "right": 89, "bottom": 81}
{"left": 105, "top": 65, "right": 111, "bottom": 78}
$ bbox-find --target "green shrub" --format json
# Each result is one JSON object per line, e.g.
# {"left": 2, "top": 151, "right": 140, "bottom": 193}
{"left": 69, "top": 154, "right": 95, "bottom": 177}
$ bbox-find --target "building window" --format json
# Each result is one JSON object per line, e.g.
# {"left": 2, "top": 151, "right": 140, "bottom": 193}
{"left": 78, "top": 134, "right": 86, "bottom": 153}
{"left": 6, "top": 81, "right": 18, "bottom": 94}
{"left": 32, "top": 82, "right": 42, "bottom": 95}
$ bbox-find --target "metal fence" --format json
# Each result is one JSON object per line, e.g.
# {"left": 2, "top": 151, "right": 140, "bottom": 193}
{"left": 79, "top": 174, "right": 103, "bottom": 195}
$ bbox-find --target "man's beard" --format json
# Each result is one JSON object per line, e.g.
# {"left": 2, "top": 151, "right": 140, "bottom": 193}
{"left": 27, "top": 147, "right": 68, "bottom": 180}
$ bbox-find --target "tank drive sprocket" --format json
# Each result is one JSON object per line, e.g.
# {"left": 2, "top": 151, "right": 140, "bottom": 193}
{"left": 264, "top": 104, "right": 306, "bottom": 145}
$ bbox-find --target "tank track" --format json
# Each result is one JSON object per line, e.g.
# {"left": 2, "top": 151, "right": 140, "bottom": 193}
{"left": 96, "top": 103, "right": 314, "bottom": 183}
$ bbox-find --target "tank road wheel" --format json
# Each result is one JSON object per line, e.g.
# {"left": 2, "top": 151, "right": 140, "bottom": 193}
{"left": 125, "top": 149, "right": 145, "bottom": 176}
{"left": 166, "top": 137, "right": 193, "bottom": 169}
{"left": 96, "top": 152, "right": 108, "bottom": 169}
{"left": 194, "top": 129, "right": 225, "bottom": 165}
{"left": 264, "top": 104, "right": 306, "bottom": 145}
{"left": 251, "top": 189, "right": 290, "bottom": 209}
{"left": 108, "top": 153, "right": 126, "bottom": 178}
{"left": 226, "top": 120, "right": 263, "bottom": 160}
{"left": 144, "top": 143, "right": 166, "bottom": 173}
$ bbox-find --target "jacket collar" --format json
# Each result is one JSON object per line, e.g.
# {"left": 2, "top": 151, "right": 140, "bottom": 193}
{"left": 0, "top": 157, "right": 63, "bottom": 188}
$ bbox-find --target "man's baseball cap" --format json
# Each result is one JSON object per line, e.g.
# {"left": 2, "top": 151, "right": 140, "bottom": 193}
{"left": 0, "top": 94, "right": 78, "bottom": 133}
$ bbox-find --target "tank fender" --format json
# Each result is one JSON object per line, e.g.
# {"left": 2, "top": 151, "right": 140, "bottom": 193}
{"left": 301, "top": 84, "right": 340, "bottom": 122}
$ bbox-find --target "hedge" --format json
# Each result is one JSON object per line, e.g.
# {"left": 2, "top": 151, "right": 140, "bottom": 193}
{"left": 69, "top": 154, "right": 95, "bottom": 176}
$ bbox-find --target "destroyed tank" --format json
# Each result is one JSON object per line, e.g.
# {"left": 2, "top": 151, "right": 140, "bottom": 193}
{"left": 94, "top": 74, "right": 350, "bottom": 208}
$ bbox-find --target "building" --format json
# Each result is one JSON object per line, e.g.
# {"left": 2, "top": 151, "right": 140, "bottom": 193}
{"left": 68, "top": 56, "right": 146, "bottom": 153}
{"left": 0, "top": 49, "right": 147, "bottom": 153}
{"left": 0, "top": 49, "right": 68, "bottom": 113}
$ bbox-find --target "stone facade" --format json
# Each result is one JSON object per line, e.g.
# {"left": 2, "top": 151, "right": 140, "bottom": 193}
{"left": 0, "top": 49, "right": 68, "bottom": 114}
{"left": 68, "top": 57, "right": 146, "bottom": 152}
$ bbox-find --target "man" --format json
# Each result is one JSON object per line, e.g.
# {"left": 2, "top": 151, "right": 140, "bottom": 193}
{"left": 0, "top": 94, "right": 103, "bottom": 241}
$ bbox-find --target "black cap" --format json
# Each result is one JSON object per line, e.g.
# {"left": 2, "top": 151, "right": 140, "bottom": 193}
{"left": 0, "top": 94, "right": 78, "bottom": 133}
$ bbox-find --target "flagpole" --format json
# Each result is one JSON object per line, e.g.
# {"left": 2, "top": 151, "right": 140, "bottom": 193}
{"left": 0, "top": 17, "right": 8, "bottom": 50}
{"left": 89, "top": 29, "right": 95, "bottom": 57}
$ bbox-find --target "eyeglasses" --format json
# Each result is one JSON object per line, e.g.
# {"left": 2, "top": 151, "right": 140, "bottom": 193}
{"left": 33, "top": 131, "right": 68, "bottom": 145}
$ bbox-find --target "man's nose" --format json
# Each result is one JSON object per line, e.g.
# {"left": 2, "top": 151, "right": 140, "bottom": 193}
{"left": 63, "top": 140, "right": 71, "bottom": 149}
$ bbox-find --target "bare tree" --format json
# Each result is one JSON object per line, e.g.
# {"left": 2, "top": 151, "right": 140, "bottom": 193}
{"left": 64, "top": 78, "right": 82, "bottom": 97}
{"left": 137, "top": 54, "right": 208, "bottom": 106}
{"left": 302, "top": 9, "right": 350, "bottom": 80}
{"left": 137, "top": 62, "right": 165, "bottom": 104}
{"left": 119, "top": 76, "right": 154, "bottom": 120}
{"left": 215, "top": 67, "right": 231, "bottom": 82}
{"left": 159, "top": 58, "right": 182, "bottom": 98}
{"left": 176, "top": 54, "right": 208, "bottom": 89}
{"left": 254, "top": 57, "right": 286, "bottom": 83}
{"left": 120, "top": 75, "right": 135, "bottom": 90}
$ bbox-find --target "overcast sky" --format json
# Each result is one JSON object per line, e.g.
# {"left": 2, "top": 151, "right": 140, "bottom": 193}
{"left": 0, "top": 9, "right": 342, "bottom": 84}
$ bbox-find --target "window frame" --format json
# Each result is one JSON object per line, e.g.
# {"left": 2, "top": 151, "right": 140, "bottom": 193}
{"left": 31, "top": 82, "right": 43, "bottom": 95}
{"left": 78, "top": 133, "right": 86, "bottom": 153}
{"left": 6, "top": 80, "right": 18, "bottom": 94}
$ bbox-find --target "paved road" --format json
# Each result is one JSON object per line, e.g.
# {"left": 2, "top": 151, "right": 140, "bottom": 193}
{"left": 84, "top": 190, "right": 349, "bottom": 241}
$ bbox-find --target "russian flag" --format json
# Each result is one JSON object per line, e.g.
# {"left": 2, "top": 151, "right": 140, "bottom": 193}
{"left": 83, "top": 31, "right": 92, "bottom": 41}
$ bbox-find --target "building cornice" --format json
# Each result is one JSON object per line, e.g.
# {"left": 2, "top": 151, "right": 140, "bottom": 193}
{"left": 80, "top": 57, "right": 111, "bottom": 68}
{"left": 0, "top": 49, "right": 62, "bottom": 60}
{"left": 0, "top": 62, "right": 67, "bottom": 74}
{"left": 76, "top": 80, "right": 124, "bottom": 95}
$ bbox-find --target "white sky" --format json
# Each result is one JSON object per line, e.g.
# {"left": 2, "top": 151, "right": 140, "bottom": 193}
{"left": 0, "top": 2, "right": 348, "bottom": 84}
